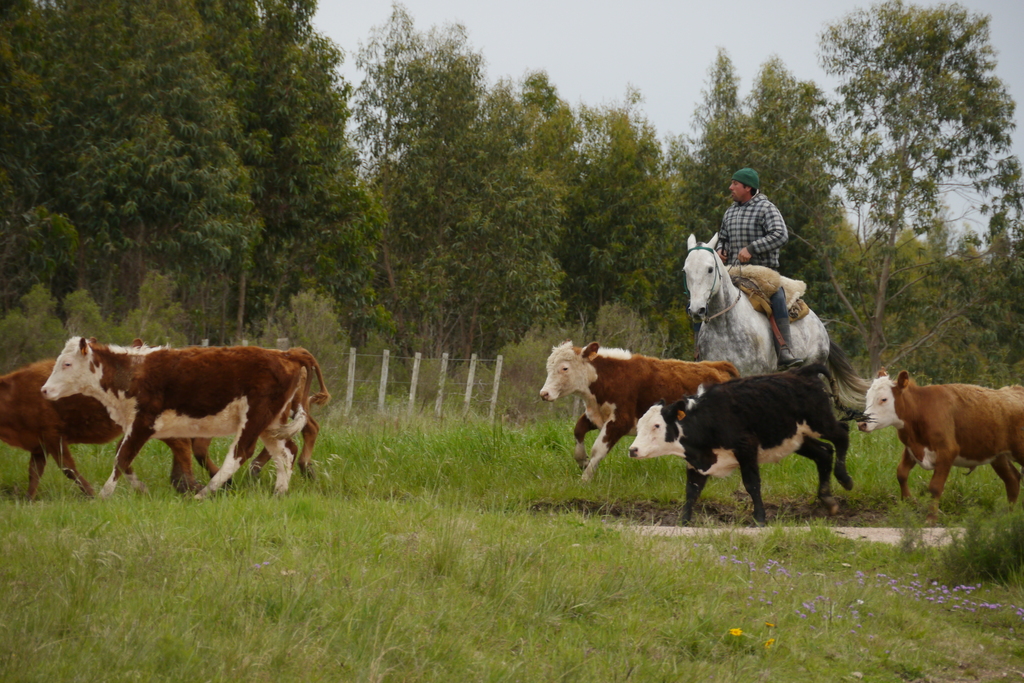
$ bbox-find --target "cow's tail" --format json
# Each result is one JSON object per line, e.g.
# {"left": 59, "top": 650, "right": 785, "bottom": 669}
{"left": 825, "top": 339, "right": 871, "bottom": 415}
{"left": 271, "top": 405, "right": 308, "bottom": 441}
{"left": 286, "top": 348, "right": 331, "bottom": 406}
{"left": 304, "top": 354, "right": 331, "bottom": 406}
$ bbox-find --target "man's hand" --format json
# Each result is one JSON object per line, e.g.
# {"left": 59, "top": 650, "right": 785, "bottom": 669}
{"left": 738, "top": 247, "right": 752, "bottom": 263}
{"left": 717, "top": 249, "right": 728, "bottom": 263}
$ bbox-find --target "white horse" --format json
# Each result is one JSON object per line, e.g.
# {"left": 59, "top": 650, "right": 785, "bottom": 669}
{"left": 684, "top": 233, "right": 869, "bottom": 409}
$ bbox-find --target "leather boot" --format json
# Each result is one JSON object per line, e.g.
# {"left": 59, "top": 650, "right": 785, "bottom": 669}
{"left": 769, "top": 314, "right": 803, "bottom": 370}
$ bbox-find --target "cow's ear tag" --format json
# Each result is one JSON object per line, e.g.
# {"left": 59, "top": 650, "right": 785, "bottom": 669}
{"left": 677, "top": 410, "right": 686, "bottom": 421}
{"left": 78, "top": 337, "right": 89, "bottom": 355}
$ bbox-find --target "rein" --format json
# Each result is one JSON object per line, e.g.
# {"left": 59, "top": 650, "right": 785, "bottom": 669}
{"left": 685, "top": 245, "right": 742, "bottom": 321}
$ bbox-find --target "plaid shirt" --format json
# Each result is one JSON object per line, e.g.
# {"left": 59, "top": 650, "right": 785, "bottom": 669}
{"left": 717, "top": 193, "right": 788, "bottom": 269}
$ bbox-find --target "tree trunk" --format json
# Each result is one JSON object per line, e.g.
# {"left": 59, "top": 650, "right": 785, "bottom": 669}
{"left": 236, "top": 270, "right": 247, "bottom": 340}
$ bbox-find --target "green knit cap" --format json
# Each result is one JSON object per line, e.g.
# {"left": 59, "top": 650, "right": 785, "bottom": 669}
{"left": 732, "top": 167, "right": 760, "bottom": 190}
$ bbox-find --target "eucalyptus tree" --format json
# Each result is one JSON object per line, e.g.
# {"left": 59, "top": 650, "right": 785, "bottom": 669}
{"left": 556, "top": 92, "right": 675, "bottom": 330}
{"left": 28, "top": 0, "right": 256, "bottom": 316}
{"left": 820, "top": 0, "right": 1023, "bottom": 373}
{"left": 196, "top": 0, "right": 380, "bottom": 339}
{"left": 0, "top": 2, "right": 78, "bottom": 312}
{"left": 354, "top": 6, "right": 563, "bottom": 357}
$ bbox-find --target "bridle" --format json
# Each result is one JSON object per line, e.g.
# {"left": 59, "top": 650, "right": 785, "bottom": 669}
{"left": 685, "top": 245, "right": 742, "bottom": 322}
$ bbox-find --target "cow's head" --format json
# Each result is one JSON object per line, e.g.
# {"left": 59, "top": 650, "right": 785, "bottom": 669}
{"left": 41, "top": 337, "right": 100, "bottom": 401}
{"left": 539, "top": 340, "right": 629, "bottom": 402}
{"left": 629, "top": 401, "right": 687, "bottom": 460}
{"left": 858, "top": 368, "right": 907, "bottom": 432}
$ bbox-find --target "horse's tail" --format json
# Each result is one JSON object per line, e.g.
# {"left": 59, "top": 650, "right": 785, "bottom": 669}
{"left": 826, "top": 339, "right": 871, "bottom": 413}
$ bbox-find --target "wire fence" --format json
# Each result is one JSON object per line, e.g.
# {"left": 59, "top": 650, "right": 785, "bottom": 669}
{"left": 343, "top": 349, "right": 504, "bottom": 420}
{"left": 203, "top": 337, "right": 576, "bottom": 424}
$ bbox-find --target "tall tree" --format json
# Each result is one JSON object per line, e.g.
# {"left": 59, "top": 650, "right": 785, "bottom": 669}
{"left": 557, "top": 91, "right": 674, "bottom": 328}
{"left": 28, "top": 0, "right": 256, "bottom": 312}
{"left": 354, "top": 5, "right": 563, "bottom": 357}
{"left": 819, "top": 0, "right": 1023, "bottom": 372}
{"left": 0, "top": 2, "right": 78, "bottom": 312}
{"left": 197, "top": 0, "right": 380, "bottom": 339}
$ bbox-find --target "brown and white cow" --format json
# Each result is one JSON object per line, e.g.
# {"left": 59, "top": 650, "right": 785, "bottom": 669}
{"left": 41, "top": 338, "right": 314, "bottom": 498}
{"left": 539, "top": 340, "right": 740, "bottom": 481}
{"left": 0, "top": 358, "right": 218, "bottom": 498}
{"left": 857, "top": 369, "right": 1024, "bottom": 521}
{"left": 235, "top": 346, "right": 329, "bottom": 479}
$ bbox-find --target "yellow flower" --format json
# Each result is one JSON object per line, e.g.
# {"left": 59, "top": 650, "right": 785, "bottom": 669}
{"left": 764, "top": 638, "right": 776, "bottom": 649}
{"left": 729, "top": 628, "right": 743, "bottom": 636}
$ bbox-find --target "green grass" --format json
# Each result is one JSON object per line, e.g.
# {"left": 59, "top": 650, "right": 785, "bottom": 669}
{"left": 1, "top": 417, "right": 1022, "bottom": 681}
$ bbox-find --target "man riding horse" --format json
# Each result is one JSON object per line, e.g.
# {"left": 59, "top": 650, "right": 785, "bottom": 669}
{"left": 710, "top": 167, "right": 802, "bottom": 370}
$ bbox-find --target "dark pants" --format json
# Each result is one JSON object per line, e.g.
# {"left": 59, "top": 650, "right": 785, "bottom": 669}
{"left": 771, "top": 287, "right": 792, "bottom": 344}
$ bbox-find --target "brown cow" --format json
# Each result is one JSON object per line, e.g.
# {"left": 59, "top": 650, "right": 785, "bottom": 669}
{"left": 539, "top": 340, "right": 740, "bottom": 481}
{"left": 41, "top": 338, "right": 316, "bottom": 498}
{"left": 0, "top": 359, "right": 218, "bottom": 498}
{"left": 214, "top": 346, "right": 330, "bottom": 480}
{"left": 857, "top": 369, "right": 1024, "bottom": 521}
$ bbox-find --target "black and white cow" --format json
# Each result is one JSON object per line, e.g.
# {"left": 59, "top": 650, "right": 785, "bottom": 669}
{"left": 628, "top": 364, "right": 853, "bottom": 526}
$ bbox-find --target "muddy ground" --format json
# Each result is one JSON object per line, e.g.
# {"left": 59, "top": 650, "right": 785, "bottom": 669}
{"left": 530, "top": 495, "right": 894, "bottom": 528}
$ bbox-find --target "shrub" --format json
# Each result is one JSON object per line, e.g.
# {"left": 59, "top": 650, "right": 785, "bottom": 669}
{"left": 0, "top": 284, "right": 67, "bottom": 371}
{"left": 940, "top": 509, "right": 1024, "bottom": 584}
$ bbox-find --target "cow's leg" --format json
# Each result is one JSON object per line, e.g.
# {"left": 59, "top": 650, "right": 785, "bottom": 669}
{"left": 924, "top": 457, "right": 955, "bottom": 523}
{"left": 989, "top": 454, "right": 1021, "bottom": 507}
{"left": 736, "top": 446, "right": 766, "bottom": 526}
{"left": 261, "top": 436, "right": 294, "bottom": 495}
{"left": 27, "top": 448, "right": 47, "bottom": 500}
{"left": 249, "top": 446, "right": 271, "bottom": 476}
{"left": 572, "top": 414, "right": 597, "bottom": 470}
{"left": 296, "top": 415, "right": 319, "bottom": 479}
{"left": 191, "top": 438, "right": 219, "bottom": 478}
{"left": 53, "top": 441, "right": 94, "bottom": 498}
{"left": 196, "top": 420, "right": 264, "bottom": 499}
{"left": 164, "top": 438, "right": 202, "bottom": 494}
{"left": 681, "top": 468, "right": 709, "bottom": 526}
{"left": 101, "top": 429, "right": 152, "bottom": 498}
{"left": 896, "top": 446, "right": 916, "bottom": 500}
{"left": 797, "top": 439, "right": 839, "bottom": 516}
{"left": 823, "top": 421, "right": 853, "bottom": 490}
{"left": 580, "top": 421, "right": 628, "bottom": 482}
{"left": 196, "top": 436, "right": 247, "bottom": 499}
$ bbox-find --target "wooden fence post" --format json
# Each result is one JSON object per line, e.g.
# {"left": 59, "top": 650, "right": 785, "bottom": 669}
{"left": 408, "top": 352, "right": 421, "bottom": 417}
{"left": 345, "top": 347, "right": 356, "bottom": 417}
{"left": 435, "top": 352, "right": 449, "bottom": 418}
{"left": 463, "top": 353, "right": 478, "bottom": 415}
{"left": 378, "top": 349, "right": 390, "bottom": 412}
{"left": 489, "top": 355, "right": 503, "bottom": 422}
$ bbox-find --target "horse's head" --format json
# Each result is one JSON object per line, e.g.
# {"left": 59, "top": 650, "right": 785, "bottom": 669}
{"left": 684, "top": 233, "right": 725, "bottom": 321}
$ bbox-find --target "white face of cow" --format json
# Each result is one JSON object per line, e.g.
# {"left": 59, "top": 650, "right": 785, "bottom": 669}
{"left": 858, "top": 373, "right": 904, "bottom": 432}
{"left": 539, "top": 342, "right": 594, "bottom": 402}
{"left": 41, "top": 337, "right": 101, "bottom": 401}
{"left": 628, "top": 404, "right": 686, "bottom": 460}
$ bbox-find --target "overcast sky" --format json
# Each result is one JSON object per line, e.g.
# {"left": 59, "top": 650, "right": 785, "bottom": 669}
{"left": 314, "top": 0, "right": 1024, "bottom": 165}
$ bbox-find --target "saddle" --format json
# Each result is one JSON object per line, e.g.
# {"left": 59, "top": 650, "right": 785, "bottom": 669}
{"left": 727, "top": 265, "right": 810, "bottom": 323}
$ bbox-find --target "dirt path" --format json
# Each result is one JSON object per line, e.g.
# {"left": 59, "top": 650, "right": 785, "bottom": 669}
{"left": 635, "top": 525, "right": 957, "bottom": 546}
